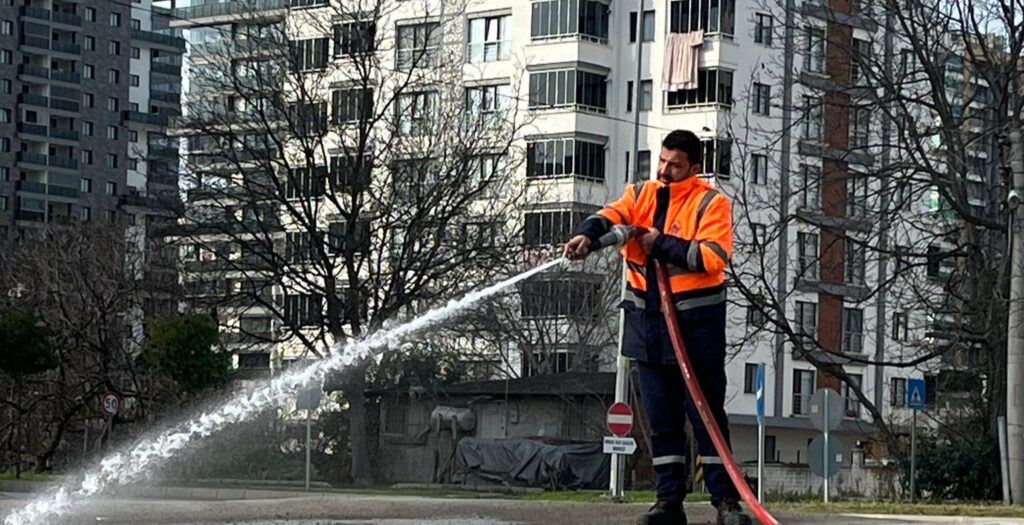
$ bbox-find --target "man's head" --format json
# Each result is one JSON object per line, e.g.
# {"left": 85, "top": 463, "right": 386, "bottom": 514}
{"left": 657, "top": 130, "right": 702, "bottom": 183}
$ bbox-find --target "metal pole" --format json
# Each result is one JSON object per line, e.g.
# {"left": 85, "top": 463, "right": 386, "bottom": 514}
{"left": 1008, "top": 129, "right": 1024, "bottom": 504}
{"left": 611, "top": 0, "right": 647, "bottom": 502}
{"left": 757, "top": 416, "right": 765, "bottom": 502}
{"left": 1000, "top": 415, "right": 1011, "bottom": 505}
{"left": 910, "top": 410, "right": 917, "bottom": 503}
{"left": 305, "top": 408, "right": 312, "bottom": 491}
{"left": 823, "top": 392, "right": 829, "bottom": 503}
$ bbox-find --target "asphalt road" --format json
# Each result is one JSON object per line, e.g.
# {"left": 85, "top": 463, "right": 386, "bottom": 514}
{"left": 5, "top": 493, "right": 1022, "bottom": 525}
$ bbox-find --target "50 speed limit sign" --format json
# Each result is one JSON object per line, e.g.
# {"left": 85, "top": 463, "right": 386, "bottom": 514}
{"left": 101, "top": 393, "right": 121, "bottom": 417}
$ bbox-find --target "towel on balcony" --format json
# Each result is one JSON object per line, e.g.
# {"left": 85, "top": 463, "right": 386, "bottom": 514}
{"left": 663, "top": 31, "right": 704, "bottom": 91}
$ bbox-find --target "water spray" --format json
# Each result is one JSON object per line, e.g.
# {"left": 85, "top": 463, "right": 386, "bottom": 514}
{"left": 2, "top": 258, "right": 567, "bottom": 525}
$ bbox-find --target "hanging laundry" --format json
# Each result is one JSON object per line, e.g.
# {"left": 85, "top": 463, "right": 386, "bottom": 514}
{"left": 663, "top": 30, "right": 704, "bottom": 92}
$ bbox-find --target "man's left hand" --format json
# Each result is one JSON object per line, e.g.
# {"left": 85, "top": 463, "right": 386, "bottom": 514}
{"left": 639, "top": 228, "right": 660, "bottom": 253}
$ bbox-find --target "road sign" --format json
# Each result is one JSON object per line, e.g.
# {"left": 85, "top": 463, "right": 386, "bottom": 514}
{"left": 603, "top": 436, "right": 637, "bottom": 455}
{"left": 907, "top": 378, "right": 926, "bottom": 410}
{"left": 809, "top": 389, "right": 844, "bottom": 432}
{"left": 101, "top": 393, "right": 121, "bottom": 417}
{"left": 808, "top": 435, "right": 844, "bottom": 478}
{"left": 296, "top": 384, "right": 322, "bottom": 411}
{"left": 755, "top": 363, "right": 766, "bottom": 424}
{"left": 606, "top": 402, "right": 633, "bottom": 437}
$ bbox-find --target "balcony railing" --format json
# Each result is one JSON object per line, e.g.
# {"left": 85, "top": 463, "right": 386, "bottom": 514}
{"left": 20, "top": 35, "right": 50, "bottom": 50}
{"left": 123, "top": 111, "right": 169, "bottom": 127}
{"left": 51, "top": 11, "right": 82, "bottom": 26}
{"left": 151, "top": 62, "right": 181, "bottom": 76}
{"left": 18, "top": 64, "right": 50, "bottom": 79}
{"left": 16, "top": 180, "right": 47, "bottom": 194}
{"left": 49, "top": 156, "right": 78, "bottom": 170}
{"left": 14, "top": 210, "right": 45, "bottom": 222}
{"left": 131, "top": 29, "right": 187, "bottom": 51}
{"left": 50, "top": 97, "right": 79, "bottom": 112}
{"left": 50, "top": 70, "right": 80, "bottom": 84}
{"left": 16, "top": 151, "right": 48, "bottom": 166}
{"left": 172, "top": 0, "right": 288, "bottom": 20}
{"left": 17, "top": 93, "right": 49, "bottom": 107}
{"left": 48, "top": 184, "right": 80, "bottom": 198}
{"left": 50, "top": 128, "right": 79, "bottom": 141}
{"left": 151, "top": 90, "right": 181, "bottom": 104}
{"left": 51, "top": 40, "right": 82, "bottom": 55}
{"left": 20, "top": 6, "right": 51, "bottom": 22}
{"left": 17, "top": 123, "right": 48, "bottom": 137}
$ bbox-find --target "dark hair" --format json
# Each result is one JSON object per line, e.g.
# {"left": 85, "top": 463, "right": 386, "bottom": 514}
{"left": 662, "top": 130, "right": 702, "bottom": 166}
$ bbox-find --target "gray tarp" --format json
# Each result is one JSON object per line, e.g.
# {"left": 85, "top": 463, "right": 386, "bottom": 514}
{"left": 454, "top": 437, "right": 610, "bottom": 490}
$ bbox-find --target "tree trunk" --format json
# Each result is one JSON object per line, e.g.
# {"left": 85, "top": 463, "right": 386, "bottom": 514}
{"left": 347, "top": 363, "right": 371, "bottom": 485}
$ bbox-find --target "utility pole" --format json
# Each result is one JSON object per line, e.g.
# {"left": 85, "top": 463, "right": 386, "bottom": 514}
{"left": 1008, "top": 128, "right": 1024, "bottom": 503}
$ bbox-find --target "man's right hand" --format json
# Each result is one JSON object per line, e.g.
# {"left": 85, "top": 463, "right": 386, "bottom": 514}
{"left": 563, "top": 235, "right": 592, "bottom": 260}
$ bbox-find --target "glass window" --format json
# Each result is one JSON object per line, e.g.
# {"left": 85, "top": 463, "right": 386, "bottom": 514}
{"left": 797, "top": 232, "right": 819, "bottom": 280}
{"left": 468, "top": 15, "right": 510, "bottom": 62}
{"left": 527, "top": 138, "right": 607, "bottom": 181}
{"left": 396, "top": 23, "right": 441, "bottom": 70}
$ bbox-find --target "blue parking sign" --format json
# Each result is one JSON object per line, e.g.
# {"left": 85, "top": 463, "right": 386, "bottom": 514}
{"left": 907, "top": 378, "right": 926, "bottom": 411}
{"left": 755, "top": 363, "right": 765, "bottom": 424}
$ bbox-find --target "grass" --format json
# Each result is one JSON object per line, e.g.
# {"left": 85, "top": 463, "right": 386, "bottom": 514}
{"left": 768, "top": 500, "right": 1024, "bottom": 518}
{"left": 0, "top": 471, "right": 56, "bottom": 482}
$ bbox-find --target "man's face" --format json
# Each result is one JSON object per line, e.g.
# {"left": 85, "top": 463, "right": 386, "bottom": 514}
{"left": 657, "top": 147, "right": 700, "bottom": 183}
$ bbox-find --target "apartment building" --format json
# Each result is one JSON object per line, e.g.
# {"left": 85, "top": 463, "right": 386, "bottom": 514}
{"left": 166, "top": 0, "right": 977, "bottom": 466}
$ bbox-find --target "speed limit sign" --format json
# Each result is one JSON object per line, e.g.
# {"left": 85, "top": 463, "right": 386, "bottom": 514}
{"left": 101, "top": 393, "right": 121, "bottom": 416}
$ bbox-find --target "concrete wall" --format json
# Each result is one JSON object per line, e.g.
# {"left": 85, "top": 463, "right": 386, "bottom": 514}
{"left": 742, "top": 461, "right": 902, "bottom": 500}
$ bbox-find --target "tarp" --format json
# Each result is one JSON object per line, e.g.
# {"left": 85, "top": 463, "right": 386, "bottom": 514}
{"left": 453, "top": 437, "right": 610, "bottom": 490}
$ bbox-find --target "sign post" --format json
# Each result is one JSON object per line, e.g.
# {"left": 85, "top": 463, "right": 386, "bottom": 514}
{"left": 809, "top": 388, "right": 844, "bottom": 503}
{"left": 605, "top": 401, "right": 636, "bottom": 498}
{"left": 907, "top": 378, "right": 926, "bottom": 503}
{"left": 101, "top": 392, "right": 121, "bottom": 451}
{"left": 755, "top": 363, "right": 766, "bottom": 502}
{"left": 296, "top": 381, "right": 322, "bottom": 491}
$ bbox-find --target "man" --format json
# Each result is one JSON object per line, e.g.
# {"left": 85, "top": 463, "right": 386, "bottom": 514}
{"left": 564, "top": 130, "right": 751, "bottom": 525}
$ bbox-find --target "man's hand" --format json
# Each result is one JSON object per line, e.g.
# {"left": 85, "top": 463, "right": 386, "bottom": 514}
{"left": 563, "top": 235, "right": 592, "bottom": 260}
{"left": 639, "top": 228, "right": 660, "bottom": 253}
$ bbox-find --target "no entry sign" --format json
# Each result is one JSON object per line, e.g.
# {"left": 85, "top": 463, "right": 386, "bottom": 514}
{"left": 606, "top": 402, "right": 634, "bottom": 437}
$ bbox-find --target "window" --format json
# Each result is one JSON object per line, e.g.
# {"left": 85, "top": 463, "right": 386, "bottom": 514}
{"left": 285, "top": 294, "right": 322, "bottom": 327}
{"left": 333, "top": 20, "right": 375, "bottom": 57}
{"left": 83, "top": 93, "right": 94, "bottom": 108}
{"left": 755, "top": 13, "right": 772, "bottom": 45}
{"left": 927, "top": 245, "right": 942, "bottom": 278}
{"left": 805, "top": 27, "right": 825, "bottom": 73}
{"left": 106, "top": 181, "right": 117, "bottom": 196}
{"left": 797, "top": 232, "right": 819, "bottom": 280}
{"left": 79, "top": 206, "right": 90, "bottom": 221}
{"left": 752, "top": 153, "right": 768, "bottom": 184}
{"left": 666, "top": 68, "right": 734, "bottom": 107}
{"left": 802, "top": 96, "right": 823, "bottom": 141}
{"left": 524, "top": 210, "right": 590, "bottom": 246}
{"left": 130, "top": 74, "right": 140, "bottom": 87}
{"left": 291, "top": 38, "right": 328, "bottom": 70}
{"left": 891, "top": 377, "right": 907, "bottom": 407}
{"left": 130, "top": 18, "right": 141, "bottom": 30}
{"left": 132, "top": 47, "right": 140, "bottom": 59}
{"left": 670, "top": 0, "right": 736, "bottom": 35}
{"left": 80, "top": 121, "right": 92, "bottom": 137}
{"left": 110, "top": 12, "right": 121, "bottom": 27}
{"left": 627, "top": 150, "right": 652, "bottom": 182}
{"left": 845, "top": 239, "right": 866, "bottom": 285}
{"left": 465, "top": 84, "right": 510, "bottom": 129}
{"left": 629, "top": 10, "right": 655, "bottom": 43}
{"left": 0, "top": 20, "right": 10, "bottom": 35}
{"left": 639, "top": 80, "right": 653, "bottom": 111}
{"left": 849, "top": 107, "right": 871, "bottom": 149}
{"left": 520, "top": 279, "right": 602, "bottom": 319}
{"left": 851, "top": 39, "right": 871, "bottom": 84}
{"left": 85, "top": 7, "right": 95, "bottom": 22}
{"left": 396, "top": 23, "right": 440, "bottom": 70}
{"left": 107, "top": 97, "right": 119, "bottom": 112}
{"left": 0, "top": 50, "right": 9, "bottom": 65}
{"left": 80, "top": 178, "right": 92, "bottom": 193}
{"left": 529, "top": 69, "right": 608, "bottom": 113}
{"left": 0, "top": 138, "right": 7, "bottom": 153}
{"left": 701, "top": 138, "right": 732, "bottom": 179}
{"left": 288, "top": 101, "right": 328, "bottom": 135}
{"left": 127, "top": 158, "right": 138, "bottom": 170}
{"left": 331, "top": 88, "right": 373, "bottom": 124}
{"left": 531, "top": 0, "right": 610, "bottom": 41}
{"left": 468, "top": 15, "right": 510, "bottom": 62}
{"left": 753, "top": 83, "right": 771, "bottom": 115}
{"left": 83, "top": 65, "right": 94, "bottom": 79}
{"left": 327, "top": 220, "right": 371, "bottom": 255}
{"left": 797, "top": 164, "right": 821, "bottom": 209}
{"left": 750, "top": 223, "right": 767, "bottom": 251}
{"left": 105, "top": 210, "right": 117, "bottom": 223}
{"left": 843, "top": 374, "right": 863, "bottom": 417}
{"left": 795, "top": 301, "right": 818, "bottom": 347}
{"left": 847, "top": 172, "right": 868, "bottom": 217}
{"left": 329, "top": 155, "right": 372, "bottom": 193}
{"left": 0, "top": 196, "right": 6, "bottom": 211}
{"left": 747, "top": 298, "right": 767, "bottom": 327}
{"left": 893, "top": 312, "right": 908, "bottom": 341}
{"left": 129, "top": 130, "right": 138, "bottom": 142}
{"left": 0, "top": 109, "right": 8, "bottom": 123}
{"left": 842, "top": 308, "right": 864, "bottom": 354}
{"left": 81, "top": 150, "right": 93, "bottom": 165}
{"left": 285, "top": 166, "right": 327, "bottom": 199}
{"left": 107, "top": 126, "right": 119, "bottom": 140}
{"left": 0, "top": 167, "right": 8, "bottom": 181}
{"left": 0, "top": 79, "right": 9, "bottom": 94}
{"left": 130, "top": 102, "right": 139, "bottom": 112}
{"left": 793, "top": 369, "right": 815, "bottom": 415}
{"left": 106, "top": 154, "right": 118, "bottom": 169}
{"left": 109, "top": 41, "right": 121, "bottom": 55}
{"left": 527, "top": 138, "right": 606, "bottom": 181}
{"left": 396, "top": 91, "right": 437, "bottom": 136}
{"left": 465, "top": 154, "right": 507, "bottom": 197}
{"left": 286, "top": 232, "right": 313, "bottom": 263}
{"left": 82, "top": 36, "right": 95, "bottom": 51}
{"left": 851, "top": 0, "right": 872, "bottom": 16}
{"left": 744, "top": 363, "right": 758, "bottom": 394}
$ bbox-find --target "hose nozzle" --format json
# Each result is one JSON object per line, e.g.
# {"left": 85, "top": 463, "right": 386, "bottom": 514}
{"left": 590, "top": 225, "right": 648, "bottom": 252}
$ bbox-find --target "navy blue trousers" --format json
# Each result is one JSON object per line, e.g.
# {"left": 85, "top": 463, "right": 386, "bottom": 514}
{"left": 628, "top": 303, "right": 739, "bottom": 506}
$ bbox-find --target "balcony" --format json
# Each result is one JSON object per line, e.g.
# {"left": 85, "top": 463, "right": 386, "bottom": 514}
{"left": 20, "top": 35, "right": 50, "bottom": 50}
{"left": 17, "top": 93, "right": 49, "bottom": 108}
{"left": 16, "top": 123, "right": 48, "bottom": 138}
{"left": 172, "top": 0, "right": 288, "bottom": 22}
{"left": 14, "top": 210, "right": 46, "bottom": 223}
{"left": 16, "top": 151, "right": 48, "bottom": 167}
{"left": 49, "top": 156, "right": 78, "bottom": 170}
{"left": 151, "top": 62, "right": 181, "bottom": 76}
{"left": 131, "top": 29, "right": 186, "bottom": 51}
{"left": 123, "top": 111, "right": 169, "bottom": 127}
{"left": 18, "top": 64, "right": 50, "bottom": 80}
{"left": 15, "top": 180, "right": 47, "bottom": 194}
{"left": 50, "top": 40, "right": 82, "bottom": 55}
{"left": 50, "top": 97, "right": 79, "bottom": 112}
{"left": 19, "top": 5, "right": 51, "bottom": 22}
{"left": 48, "top": 184, "right": 80, "bottom": 198}
{"left": 49, "top": 128, "right": 79, "bottom": 142}
{"left": 151, "top": 90, "right": 181, "bottom": 104}
{"left": 50, "top": 70, "right": 80, "bottom": 85}
{"left": 51, "top": 11, "right": 82, "bottom": 26}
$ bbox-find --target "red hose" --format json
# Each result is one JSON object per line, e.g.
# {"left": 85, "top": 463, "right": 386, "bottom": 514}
{"left": 653, "top": 261, "right": 780, "bottom": 525}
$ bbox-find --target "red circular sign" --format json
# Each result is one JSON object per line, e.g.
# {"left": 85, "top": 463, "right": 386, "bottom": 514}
{"left": 606, "top": 402, "right": 634, "bottom": 437}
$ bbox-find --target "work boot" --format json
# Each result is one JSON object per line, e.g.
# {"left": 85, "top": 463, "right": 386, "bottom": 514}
{"left": 635, "top": 500, "right": 687, "bottom": 525}
{"left": 716, "top": 498, "right": 753, "bottom": 525}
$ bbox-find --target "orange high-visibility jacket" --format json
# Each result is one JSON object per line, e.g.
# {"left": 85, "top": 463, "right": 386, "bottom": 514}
{"left": 576, "top": 176, "right": 733, "bottom": 311}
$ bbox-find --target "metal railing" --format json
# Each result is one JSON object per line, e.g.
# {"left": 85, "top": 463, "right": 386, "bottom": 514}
{"left": 50, "top": 128, "right": 79, "bottom": 141}
{"left": 14, "top": 210, "right": 45, "bottom": 222}
{"left": 173, "top": 0, "right": 288, "bottom": 20}
{"left": 151, "top": 62, "right": 181, "bottom": 76}
{"left": 51, "top": 41, "right": 81, "bottom": 55}
{"left": 50, "top": 70, "right": 80, "bottom": 84}
{"left": 20, "top": 35, "right": 50, "bottom": 49}
{"left": 48, "top": 184, "right": 80, "bottom": 198}
{"left": 49, "top": 156, "right": 78, "bottom": 170}
{"left": 124, "top": 111, "right": 169, "bottom": 126}
{"left": 151, "top": 90, "right": 181, "bottom": 104}
{"left": 17, "top": 93, "right": 49, "bottom": 107}
{"left": 20, "top": 6, "right": 51, "bottom": 21}
{"left": 17, "top": 123, "right": 48, "bottom": 137}
{"left": 50, "top": 97, "right": 79, "bottom": 112}
{"left": 51, "top": 11, "right": 82, "bottom": 26}
{"left": 16, "top": 152, "right": 48, "bottom": 166}
{"left": 18, "top": 64, "right": 50, "bottom": 79}
{"left": 131, "top": 29, "right": 186, "bottom": 51}
{"left": 16, "top": 180, "right": 47, "bottom": 194}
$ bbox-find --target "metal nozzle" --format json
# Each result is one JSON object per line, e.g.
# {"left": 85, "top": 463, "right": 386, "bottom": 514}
{"left": 591, "top": 225, "right": 642, "bottom": 252}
